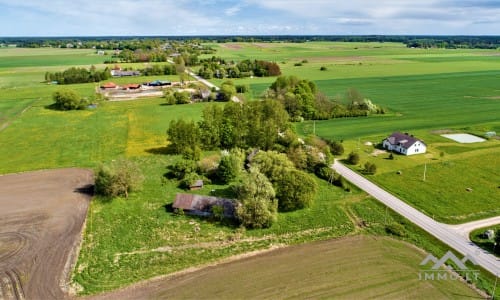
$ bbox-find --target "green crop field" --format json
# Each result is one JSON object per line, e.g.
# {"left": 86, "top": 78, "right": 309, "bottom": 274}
{"left": 1, "top": 43, "right": 499, "bottom": 297}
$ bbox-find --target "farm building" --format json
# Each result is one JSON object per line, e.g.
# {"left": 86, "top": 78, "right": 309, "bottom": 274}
{"left": 147, "top": 80, "right": 171, "bottom": 87}
{"left": 100, "top": 82, "right": 118, "bottom": 89}
{"left": 382, "top": 132, "right": 426, "bottom": 155}
{"left": 121, "top": 83, "right": 141, "bottom": 90}
{"left": 172, "top": 193, "right": 236, "bottom": 218}
{"left": 111, "top": 70, "right": 141, "bottom": 77}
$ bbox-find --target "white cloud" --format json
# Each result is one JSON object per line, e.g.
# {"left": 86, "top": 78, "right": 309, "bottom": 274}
{"left": 0, "top": 0, "right": 499, "bottom": 35}
{"left": 225, "top": 5, "right": 241, "bottom": 16}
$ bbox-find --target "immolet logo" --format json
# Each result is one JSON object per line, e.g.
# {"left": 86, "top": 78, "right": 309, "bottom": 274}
{"left": 419, "top": 251, "right": 479, "bottom": 281}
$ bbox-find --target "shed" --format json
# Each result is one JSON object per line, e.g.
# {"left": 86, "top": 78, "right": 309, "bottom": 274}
{"left": 172, "top": 193, "right": 236, "bottom": 218}
{"left": 122, "top": 83, "right": 141, "bottom": 90}
{"left": 190, "top": 179, "right": 204, "bottom": 190}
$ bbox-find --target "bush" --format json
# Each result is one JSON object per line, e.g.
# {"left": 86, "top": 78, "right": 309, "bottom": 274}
{"left": 236, "top": 84, "right": 250, "bottom": 93}
{"left": 315, "top": 164, "right": 336, "bottom": 183}
{"left": 320, "top": 66, "right": 328, "bottom": 71}
{"left": 385, "top": 223, "right": 406, "bottom": 237}
{"left": 217, "top": 150, "right": 244, "bottom": 183}
{"left": 347, "top": 151, "right": 360, "bottom": 165}
{"left": 53, "top": 89, "right": 88, "bottom": 110}
{"left": 364, "top": 162, "right": 377, "bottom": 174}
{"left": 95, "top": 158, "right": 144, "bottom": 198}
{"left": 275, "top": 169, "right": 317, "bottom": 211}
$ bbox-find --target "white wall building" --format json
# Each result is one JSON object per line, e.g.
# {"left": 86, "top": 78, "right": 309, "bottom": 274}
{"left": 382, "top": 132, "right": 427, "bottom": 156}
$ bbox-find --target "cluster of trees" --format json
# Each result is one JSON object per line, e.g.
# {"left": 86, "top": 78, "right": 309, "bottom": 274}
{"left": 107, "top": 48, "right": 203, "bottom": 65}
{"left": 164, "top": 90, "right": 192, "bottom": 105}
{"left": 198, "top": 58, "right": 281, "bottom": 79}
{"left": 167, "top": 101, "right": 290, "bottom": 160}
{"left": 95, "top": 158, "right": 144, "bottom": 198}
{"left": 168, "top": 148, "right": 319, "bottom": 228}
{"left": 265, "top": 76, "right": 384, "bottom": 121}
{"left": 140, "top": 64, "right": 177, "bottom": 76}
{"left": 45, "top": 66, "right": 110, "bottom": 84}
{"left": 166, "top": 100, "right": 349, "bottom": 228}
{"left": 52, "top": 89, "right": 89, "bottom": 110}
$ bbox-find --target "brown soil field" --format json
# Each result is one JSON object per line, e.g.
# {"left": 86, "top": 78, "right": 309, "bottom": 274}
{"left": 0, "top": 168, "right": 93, "bottom": 300}
{"left": 88, "top": 235, "right": 481, "bottom": 300}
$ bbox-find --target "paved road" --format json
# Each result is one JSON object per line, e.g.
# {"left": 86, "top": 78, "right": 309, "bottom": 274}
{"left": 449, "top": 216, "right": 500, "bottom": 240}
{"left": 333, "top": 160, "right": 500, "bottom": 277}
{"left": 167, "top": 59, "right": 240, "bottom": 102}
{"left": 185, "top": 68, "right": 220, "bottom": 91}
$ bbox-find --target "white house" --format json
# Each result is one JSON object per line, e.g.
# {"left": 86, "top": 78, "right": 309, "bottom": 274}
{"left": 382, "top": 132, "right": 426, "bottom": 156}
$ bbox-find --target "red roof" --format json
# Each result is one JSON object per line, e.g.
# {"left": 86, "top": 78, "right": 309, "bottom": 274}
{"left": 122, "top": 83, "right": 141, "bottom": 90}
{"left": 101, "top": 82, "right": 117, "bottom": 89}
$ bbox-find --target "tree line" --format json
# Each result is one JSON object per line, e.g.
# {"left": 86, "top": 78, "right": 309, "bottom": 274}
{"left": 6, "top": 36, "right": 500, "bottom": 50}
{"left": 45, "top": 66, "right": 110, "bottom": 84}
{"left": 198, "top": 58, "right": 281, "bottom": 79}
{"left": 265, "top": 75, "right": 385, "bottom": 121}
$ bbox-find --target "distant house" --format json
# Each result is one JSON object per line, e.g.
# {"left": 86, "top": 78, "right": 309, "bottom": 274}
{"left": 96, "top": 50, "right": 105, "bottom": 55}
{"left": 100, "top": 82, "right": 118, "bottom": 89}
{"left": 382, "top": 132, "right": 427, "bottom": 155}
{"left": 172, "top": 193, "right": 236, "bottom": 218}
{"left": 111, "top": 70, "right": 141, "bottom": 77}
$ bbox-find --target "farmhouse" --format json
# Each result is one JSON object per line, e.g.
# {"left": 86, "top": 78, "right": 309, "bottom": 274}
{"left": 172, "top": 193, "right": 236, "bottom": 218}
{"left": 382, "top": 132, "right": 426, "bottom": 155}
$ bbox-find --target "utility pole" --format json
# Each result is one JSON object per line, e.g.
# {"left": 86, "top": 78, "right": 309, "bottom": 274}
{"left": 313, "top": 120, "right": 316, "bottom": 136}
{"left": 423, "top": 162, "right": 427, "bottom": 182}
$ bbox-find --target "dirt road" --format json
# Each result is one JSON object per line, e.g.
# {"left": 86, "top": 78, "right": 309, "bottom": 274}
{"left": 0, "top": 168, "right": 93, "bottom": 300}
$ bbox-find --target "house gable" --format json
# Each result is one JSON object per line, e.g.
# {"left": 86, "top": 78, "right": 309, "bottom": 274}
{"left": 383, "top": 132, "right": 426, "bottom": 156}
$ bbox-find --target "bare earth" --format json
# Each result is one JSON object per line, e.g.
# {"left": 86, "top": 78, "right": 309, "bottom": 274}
{"left": 88, "top": 235, "right": 481, "bottom": 300}
{"left": 0, "top": 168, "right": 93, "bottom": 300}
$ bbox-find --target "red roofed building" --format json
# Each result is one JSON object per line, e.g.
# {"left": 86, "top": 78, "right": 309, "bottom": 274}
{"left": 100, "top": 82, "right": 117, "bottom": 89}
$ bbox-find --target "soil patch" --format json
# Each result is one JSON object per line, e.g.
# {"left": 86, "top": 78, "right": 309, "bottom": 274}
{"left": 0, "top": 168, "right": 93, "bottom": 300}
{"left": 87, "top": 235, "right": 480, "bottom": 299}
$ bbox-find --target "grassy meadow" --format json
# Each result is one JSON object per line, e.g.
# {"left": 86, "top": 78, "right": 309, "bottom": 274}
{"left": 0, "top": 43, "right": 499, "bottom": 297}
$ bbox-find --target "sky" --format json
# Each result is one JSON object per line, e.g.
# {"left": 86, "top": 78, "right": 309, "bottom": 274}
{"left": 0, "top": 0, "right": 499, "bottom": 36}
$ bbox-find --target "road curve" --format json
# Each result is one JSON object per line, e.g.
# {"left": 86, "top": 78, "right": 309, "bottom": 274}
{"left": 332, "top": 161, "right": 500, "bottom": 277}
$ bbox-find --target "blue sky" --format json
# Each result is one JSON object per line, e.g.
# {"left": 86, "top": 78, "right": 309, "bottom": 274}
{"left": 0, "top": 0, "right": 499, "bottom": 36}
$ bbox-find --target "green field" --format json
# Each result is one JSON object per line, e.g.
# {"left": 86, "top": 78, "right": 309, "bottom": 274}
{"left": 1, "top": 43, "right": 499, "bottom": 297}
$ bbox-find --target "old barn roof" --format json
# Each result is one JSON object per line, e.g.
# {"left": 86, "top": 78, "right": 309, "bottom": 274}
{"left": 172, "top": 193, "right": 236, "bottom": 218}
